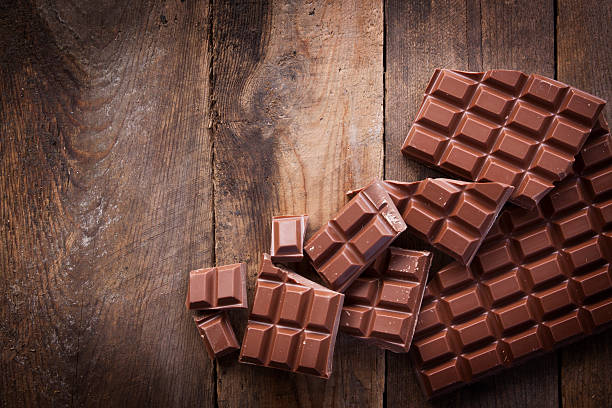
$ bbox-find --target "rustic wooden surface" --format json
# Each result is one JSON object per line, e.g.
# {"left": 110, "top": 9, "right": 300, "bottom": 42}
{"left": 1, "top": 0, "right": 610, "bottom": 407}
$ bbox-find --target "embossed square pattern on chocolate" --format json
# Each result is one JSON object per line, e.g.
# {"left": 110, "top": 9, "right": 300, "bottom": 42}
{"left": 193, "top": 311, "right": 240, "bottom": 359}
{"left": 340, "top": 247, "right": 432, "bottom": 352}
{"left": 185, "top": 263, "right": 248, "bottom": 310}
{"left": 239, "top": 254, "right": 344, "bottom": 378}
{"left": 357, "top": 179, "right": 514, "bottom": 265}
{"left": 305, "top": 179, "right": 407, "bottom": 292}
{"left": 410, "top": 123, "right": 612, "bottom": 398}
{"left": 402, "top": 69, "right": 606, "bottom": 209}
{"left": 270, "top": 215, "right": 309, "bottom": 262}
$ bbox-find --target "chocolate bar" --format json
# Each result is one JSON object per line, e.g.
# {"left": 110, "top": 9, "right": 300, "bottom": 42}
{"left": 270, "top": 215, "right": 308, "bottom": 262}
{"left": 411, "top": 121, "right": 612, "bottom": 397}
{"left": 193, "top": 311, "right": 240, "bottom": 359}
{"left": 185, "top": 263, "right": 247, "bottom": 310}
{"left": 401, "top": 69, "right": 606, "bottom": 209}
{"left": 305, "top": 179, "right": 407, "bottom": 292}
{"left": 239, "top": 254, "right": 344, "bottom": 378}
{"left": 350, "top": 179, "right": 513, "bottom": 265}
{"left": 340, "top": 247, "right": 431, "bottom": 352}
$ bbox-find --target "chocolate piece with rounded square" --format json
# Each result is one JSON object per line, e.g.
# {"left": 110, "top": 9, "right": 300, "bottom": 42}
{"left": 340, "top": 247, "right": 431, "bottom": 352}
{"left": 185, "top": 263, "right": 247, "bottom": 310}
{"left": 305, "top": 179, "right": 407, "bottom": 292}
{"left": 401, "top": 69, "right": 606, "bottom": 209}
{"left": 349, "top": 179, "right": 514, "bottom": 265}
{"left": 270, "top": 215, "right": 309, "bottom": 262}
{"left": 193, "top": 311, "right": 240, "bottom": 360}
{"left": 410, "top": 121, "right": 612, "bottom": 398}
{"left": 239, "top": 254, "right": 344, "bottom": 379}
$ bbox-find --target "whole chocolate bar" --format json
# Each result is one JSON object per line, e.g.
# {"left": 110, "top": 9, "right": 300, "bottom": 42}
{"left": 402, "top": 69, "right": 606, "bottom": 209}
{"left": 340, "top": 247, "right": 431, "bottom": 352}
{"left": 411, "top": 120, "right": 612, "bottom": 398}
{"left": 305, "top": 179, "right": 407, "bottom": 292}
{"left": 193, "top": 311, "right": 240, "bottom": 359}
{"left": 350, "top": 179, "right": 513, "bottom": 265}
{"left": 239, "top": 254, "right": 344, "bottom": 378}
{"left": 270, "top": 215, "right": 308, "bottom": 262}
{"left": 185, "top": 263, "right": 247, "bottom": 310}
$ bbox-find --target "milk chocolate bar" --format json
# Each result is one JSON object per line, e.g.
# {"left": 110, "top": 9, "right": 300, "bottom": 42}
{"left": 239, "top": 254, "right": 344, "bottom": 378}
{"left": 270, "top": 215, "right": 308, "bottom": 262}
{"left": 350, "top": 179, "right": 513, "bottom": 265}
{"left": 340, "top": 247, "right": 431, "bottom": 352}
{"left": 305, "top": 179, "right": 407, "bottom": 292}
{"left": 411, "top": 121, "right": 612, "bottom": 397}
{"left": 185, "top": 263, "right": 247, "bottom": 310}
{"left": 402, "top": 69, "right": 606, "bottom": 209}
{"left": 193, "top": 311, "right": 240, "bottom": 359}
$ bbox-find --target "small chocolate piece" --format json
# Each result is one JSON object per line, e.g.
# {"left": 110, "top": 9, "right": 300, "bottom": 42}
{"left": 185, "top": 263, "right": 247, "bottom": 310}
{"left": 239, "top": 254, "right": 344, "bottom": 378}
{"left": 402, "top": 69, "right": 606, "bottom": 209}
{"left": 340, "top": 247, "right": 431, "bottom": 352}
{"left": 411, "top": 121, "right": 612, "bottom": 398}
{"left": 351, "top": 179, "right": 514, "bottom": 265}
{"left": 270, "top": 215, "right": 309, "bottom": 262}
{"left": 193, "top": 311, "right": 239, "bottom": 359}
{"left": 305, "top": 179, "right": 407, "bottom": 292}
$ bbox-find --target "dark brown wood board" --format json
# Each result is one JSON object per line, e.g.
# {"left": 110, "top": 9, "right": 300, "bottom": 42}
{"left": 211, "top": 0, "right": 384, "bottom": 407}
{"left": 558, "top": 1, "right": 612, "bottom": 407}
{"left": 1, "top": 0, "right": 611, "bottom": 407}
{"left": 1, "top": 0, "right": 215, "bottom": 406}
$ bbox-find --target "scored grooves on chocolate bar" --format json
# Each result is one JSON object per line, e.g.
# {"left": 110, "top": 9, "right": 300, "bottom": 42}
{"left": 402, "top": 69, "right": 606, "bottom": 209}
{"left": 411, "top": 121, "right": 612, "bottom": 397}
{"left": 186, "top": 263, "right": 248, "bottom": 310}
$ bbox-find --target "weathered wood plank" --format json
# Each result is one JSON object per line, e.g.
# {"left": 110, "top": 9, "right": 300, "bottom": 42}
{"left": 0, "top": 1, "right": 215, "bottom": 406}
{"left": 558, "top": 1, "right": 612, "bottom": 407}
{"left": 211, "top": 0, "right": 384, "bottom": 406}
{"left": 384, "top": 1, "right": 557, "bottom": 407}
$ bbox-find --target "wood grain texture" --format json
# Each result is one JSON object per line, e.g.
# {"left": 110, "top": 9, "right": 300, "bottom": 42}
{"left": 558, "top": 1, "right": 612, "bottom": 407}
{"left": 1, "top": 0, "right": 215, "bottom": 406}
{"left": 384, "top": 1, "right": 557, "bottom": 407}
{"left": 211, "top": 0, "right": 384, "bottom": 406}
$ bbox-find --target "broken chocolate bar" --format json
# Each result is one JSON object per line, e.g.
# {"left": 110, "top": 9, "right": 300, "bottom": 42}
{"left": 193, "top": 311, "right": 240, "bottom": 359}
{"left": 305, "top": 179, "right": 407, "bottom": 292}
{"left": 341, "top": 247, "right": 431, "bottom": 352}
{"left": 239, "top": 254, "right": 344, "bottom": 378}
{"left": 402, "top": 69, "right": 606, "bottom": 209}
{"left": 270, "top": 215, "right": 308, "bottom": 262}
{"left": 185, "top": 263, "right": 247, "bottom": 310}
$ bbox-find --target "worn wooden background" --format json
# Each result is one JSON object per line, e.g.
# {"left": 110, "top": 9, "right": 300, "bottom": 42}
{"left": 1, "top": 0, "right": 610, "bottom": 407}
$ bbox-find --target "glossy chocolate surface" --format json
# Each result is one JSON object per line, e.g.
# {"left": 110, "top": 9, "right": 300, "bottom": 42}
{"left": 185, "top": 263, "right": 247, "bottom": 310}
{"left": 239, "top": 254, "right": 344, "bottom": 378}
{"left": 411, "top": 122, "right": 612, "bottom": 398}
{"left": 341, "top": 247, "right": 431, "bottom": 352}
{"left": 194, "top": 311, "right": 240, "bottom": 359}
{"left": 402, "top": 69, "right": 606, "bottom": 209}
{"left": 305, "top": 179, "right": 407, "bottom": 292}
{"left": 270, "top": 215, "right": 308, "bottom": 262}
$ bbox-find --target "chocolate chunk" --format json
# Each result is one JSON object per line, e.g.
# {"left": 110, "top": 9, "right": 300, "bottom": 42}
{"left": 305, "top": 179, "right": 407, "bottom": 292}
{"left": 193, "top": 311, "right": 239, "bottom": 359}
{"left": 402, "top": 69, "right": 606, "bottom": 209}
{"left": 270, "top": 215, "right": 308, "bottom": 262}
{"left": 411, "top": 120, "right": 612, "bottom": 398}
{"left": 340, "top": 247, "right": 431, "bottom": 352}
{"left": 239, "top": 254, "right": 344, "bottom": 378}
{"left": 185, "top": 263, "right": 247, "bottom": 310}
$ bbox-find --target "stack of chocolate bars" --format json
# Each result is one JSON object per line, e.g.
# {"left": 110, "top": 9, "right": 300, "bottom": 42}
{"left": 185, "top": 69, "right": 611, "bottom": 397}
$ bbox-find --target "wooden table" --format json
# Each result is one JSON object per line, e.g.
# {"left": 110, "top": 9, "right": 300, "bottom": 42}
{"left": 2, "top": 1, "right": 610, "bottom": 407}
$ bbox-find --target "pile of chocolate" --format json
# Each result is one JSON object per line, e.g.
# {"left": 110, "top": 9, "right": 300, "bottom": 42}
{"left": 185, "top": 69, "right": 611, "bottom": 397}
